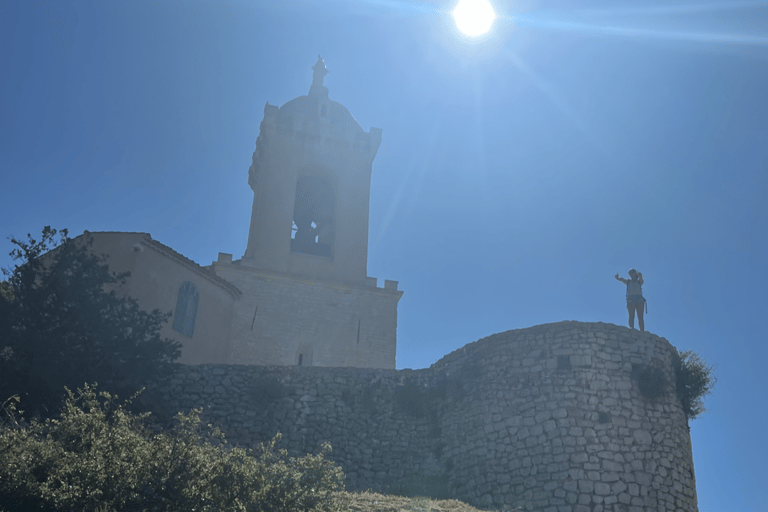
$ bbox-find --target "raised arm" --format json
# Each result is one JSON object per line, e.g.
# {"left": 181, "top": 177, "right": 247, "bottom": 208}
{"left": 637, "top": 272, "right": 644, "bottom": 286}
{"left": 615, "top": 273, "right": 628, "bottom": 284}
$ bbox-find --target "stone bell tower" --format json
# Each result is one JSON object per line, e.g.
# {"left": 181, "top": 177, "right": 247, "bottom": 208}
{"left": 213, "top": 57, "right": 401, "bottom": 369}
{"left": 243, "top": 56, "right": 382, "bottom": 285}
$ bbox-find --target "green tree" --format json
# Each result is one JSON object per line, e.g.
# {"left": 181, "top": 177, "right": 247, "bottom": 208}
{"left": 0, "top": 227, "right": 180, "bottom": 416}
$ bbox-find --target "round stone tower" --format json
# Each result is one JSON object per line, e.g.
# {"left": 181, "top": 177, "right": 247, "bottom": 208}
{"left": 432, "top": 321, "right": 697, "bottom": 511}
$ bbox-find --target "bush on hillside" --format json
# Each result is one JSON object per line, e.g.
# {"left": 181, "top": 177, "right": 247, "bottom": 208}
{"left": 0, "top": 384, "right": 346, "bottom": 512}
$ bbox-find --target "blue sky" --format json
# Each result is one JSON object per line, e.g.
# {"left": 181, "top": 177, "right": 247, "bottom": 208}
{"left": 1, "top": 1, "right": 767, "bottom": 509}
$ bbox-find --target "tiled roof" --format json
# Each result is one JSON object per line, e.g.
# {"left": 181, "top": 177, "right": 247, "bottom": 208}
{"left": 80, "top": 231, "right": 242, "bottom": 298}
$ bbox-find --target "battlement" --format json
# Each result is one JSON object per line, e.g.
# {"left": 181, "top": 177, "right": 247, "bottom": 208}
{"left": 217, "top": 252, "right": 398, "bottom": 291}
{"left": 150, "top": 321, "right": 697, "bottom": 511}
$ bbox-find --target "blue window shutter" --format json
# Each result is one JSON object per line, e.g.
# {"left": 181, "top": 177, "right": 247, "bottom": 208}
{"left": 173, "top": 281, "right": 199, "bottom": 337}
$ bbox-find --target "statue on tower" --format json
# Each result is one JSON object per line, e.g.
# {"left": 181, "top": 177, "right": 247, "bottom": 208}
{"left": 309, "top": 55, "right": 329, "bottom": 97}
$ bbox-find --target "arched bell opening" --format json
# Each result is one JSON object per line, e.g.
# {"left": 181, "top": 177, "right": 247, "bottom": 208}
{"left": 291, "top": 176, "right": 335, "bottom": 258}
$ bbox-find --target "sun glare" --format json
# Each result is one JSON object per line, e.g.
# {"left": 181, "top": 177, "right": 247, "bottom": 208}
{"left": 453, "top": 0, "right": 495, "bottom": 37}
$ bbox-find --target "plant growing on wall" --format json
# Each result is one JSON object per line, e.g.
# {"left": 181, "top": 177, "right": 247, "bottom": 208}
{"left": 673, "top": 350, "right": 716, "bottom": 420}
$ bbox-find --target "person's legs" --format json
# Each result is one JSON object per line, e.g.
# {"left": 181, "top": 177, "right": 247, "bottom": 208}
{"left": 627, "top": 303, "right": 635, "bottom": 329}
{"left": 636, "top": 302, "right": 645, "bottom": 332}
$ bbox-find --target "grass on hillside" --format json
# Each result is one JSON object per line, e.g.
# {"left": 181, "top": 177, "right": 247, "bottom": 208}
{"left": 342, "top": 491, "right": 513, "bottom": 512}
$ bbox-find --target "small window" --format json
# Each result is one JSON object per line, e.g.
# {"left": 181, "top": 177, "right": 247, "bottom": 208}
{"left": 173, "top": 281, "right": 199, "bottom": 338}
{"left": 298, "top": 354, "right": 304, "bottom": 366}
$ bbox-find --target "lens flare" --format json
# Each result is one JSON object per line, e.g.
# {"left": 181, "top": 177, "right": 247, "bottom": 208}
{"left": 453, "top": 0, "right": 495, "bottom": 36}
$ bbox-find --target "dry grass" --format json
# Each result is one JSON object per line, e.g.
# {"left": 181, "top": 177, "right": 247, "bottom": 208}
{"left": 341, "top": 490, "right": 509, "bottom": 512}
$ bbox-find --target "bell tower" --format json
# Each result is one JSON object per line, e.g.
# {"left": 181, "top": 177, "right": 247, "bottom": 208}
{"left": 213, "top": 57, "right": 400, "bottom": 369}
{"left": 243, "top": 56, "right": 382, "bottom": 285}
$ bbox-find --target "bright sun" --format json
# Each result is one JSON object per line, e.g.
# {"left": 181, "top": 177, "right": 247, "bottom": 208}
{"left": 453, "top": 0, "right": 495, "bottom": 37}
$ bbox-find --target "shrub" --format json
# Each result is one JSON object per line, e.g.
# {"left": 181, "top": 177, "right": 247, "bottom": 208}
{"left": 0, "top": 384, "right": 346, "bottom": 512}
{"left": 673, "top": 350, "right": 716, "bottom": 420}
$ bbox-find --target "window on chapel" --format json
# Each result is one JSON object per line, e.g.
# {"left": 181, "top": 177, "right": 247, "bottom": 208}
{"left": 173, "top": 281, "right": 199, "bottom": 338}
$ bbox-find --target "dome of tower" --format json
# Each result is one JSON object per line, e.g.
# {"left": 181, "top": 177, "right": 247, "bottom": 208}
{"left": 276, "top": 95, "right": 363, "bottom": 139}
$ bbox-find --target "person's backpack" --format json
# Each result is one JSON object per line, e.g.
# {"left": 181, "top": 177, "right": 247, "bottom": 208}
{"left": 626, "top": 280, "right": 642, "bottom": 298}
{"left": 626, "top": 280, "right": 647, "bottom": 313}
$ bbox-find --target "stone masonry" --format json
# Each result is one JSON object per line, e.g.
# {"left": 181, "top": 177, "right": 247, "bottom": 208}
{"left": 211, "top": 260, "right": 401, "bottom": 369}
{"left": 149, "top": 321, "right": 697, "bottom": 512}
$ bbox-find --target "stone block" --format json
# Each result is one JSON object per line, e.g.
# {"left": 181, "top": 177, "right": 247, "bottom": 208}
{"left": 612, "top": 481, "right": 627, "bottom": 494}
{"left": 595, "top": 482, "right": 611, "bottom": 495}
{"left": 635, "top": 472, "right": 652, "bottom": 486}
{"left": 572, "top": 453, "right": 589, "bottom": 463}
{"left": 633, "top": 429, "right": 652, "bottom": 445}
{"left": 571, "top": 354, "right": 592, "bottom": 366}
{"left": 602, "top": 460, "right": 623, "bottom": 472}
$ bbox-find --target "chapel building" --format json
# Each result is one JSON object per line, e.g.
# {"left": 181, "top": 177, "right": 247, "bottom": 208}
{"left": 79, "top": 57, "right": 402, "bottom": 369}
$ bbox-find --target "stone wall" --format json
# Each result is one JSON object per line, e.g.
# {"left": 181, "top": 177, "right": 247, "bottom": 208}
{"left": 211, "top": 260, "right": 401, "bottom": 369}
{"left": 149, "top": 321, "right": 697, "bottom": 512}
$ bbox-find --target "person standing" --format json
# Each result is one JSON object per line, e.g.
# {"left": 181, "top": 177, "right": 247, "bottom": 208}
{"left": 615, "top": 269, "right": 646, "bottom": 331}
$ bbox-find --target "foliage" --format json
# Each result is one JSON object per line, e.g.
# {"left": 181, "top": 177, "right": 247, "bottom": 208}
{"left": 0, "top": 384, "right": 346, "bottom": 512}
{"left": 0, "top": 227, "right": 181, "bottom": 415}
{"left": 673, "top": 350, "right": 716, "bottom": 420}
